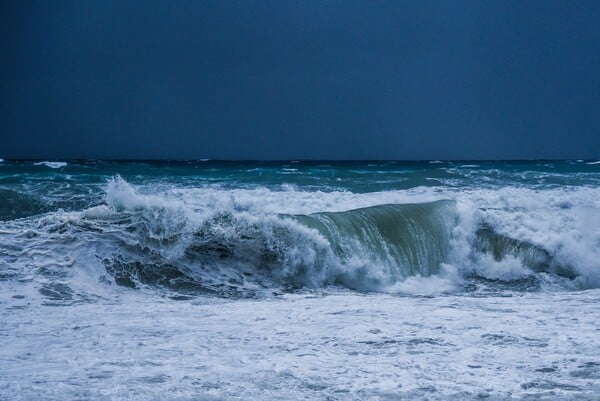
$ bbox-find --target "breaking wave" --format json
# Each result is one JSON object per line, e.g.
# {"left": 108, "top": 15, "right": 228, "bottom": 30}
{"left": 2, "top": 176, "right": 599, "bottom": 299}
{"left": 83, "top": 177, "right": 460, "bottom": 294}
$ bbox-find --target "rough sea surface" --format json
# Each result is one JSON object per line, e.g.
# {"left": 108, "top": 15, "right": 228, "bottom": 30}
{"left": 1, "top": 160, "right": 599, "bottom": 400}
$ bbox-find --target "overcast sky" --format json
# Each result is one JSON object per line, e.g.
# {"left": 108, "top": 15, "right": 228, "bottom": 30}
{"left": 1, "top": 1, "right": 599, "bottom": 160}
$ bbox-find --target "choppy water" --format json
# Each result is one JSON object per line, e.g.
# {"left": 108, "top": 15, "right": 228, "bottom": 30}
{"left": 1, "top": 160, "right": 599, "bottom": 400}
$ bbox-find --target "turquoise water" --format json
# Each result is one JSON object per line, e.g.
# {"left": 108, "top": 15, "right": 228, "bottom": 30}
{"left": 2, "top": 159, "right": 599, "bottom": 218}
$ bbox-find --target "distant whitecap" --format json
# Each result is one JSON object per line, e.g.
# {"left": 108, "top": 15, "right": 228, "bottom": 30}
{"left": 34, "top": 161, "right": 68, "bottom": 168}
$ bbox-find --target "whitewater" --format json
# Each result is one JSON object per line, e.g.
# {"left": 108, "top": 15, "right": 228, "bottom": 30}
{"left": 1, "top": 160, "right": 599, "bottom": 400}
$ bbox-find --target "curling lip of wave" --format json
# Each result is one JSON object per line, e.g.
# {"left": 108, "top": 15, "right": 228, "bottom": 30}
{"left": 97, "top": 198, "right": 459, "bottom": 294}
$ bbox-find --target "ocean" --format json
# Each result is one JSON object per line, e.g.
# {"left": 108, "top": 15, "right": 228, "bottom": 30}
{"left": 1, "top": 159, "right": 599, "bottom": 400}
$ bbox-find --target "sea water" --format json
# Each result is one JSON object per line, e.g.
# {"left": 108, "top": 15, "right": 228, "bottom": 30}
{"left": 1, "top": 160, "right": 599, "bottom": 400}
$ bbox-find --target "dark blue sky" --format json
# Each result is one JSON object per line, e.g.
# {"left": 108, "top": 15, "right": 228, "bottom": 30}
{"left": 1, "top": 1, "right": 599, "bottom": 160}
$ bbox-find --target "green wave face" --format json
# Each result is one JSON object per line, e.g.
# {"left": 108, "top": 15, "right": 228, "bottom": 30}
{"left": 293, "top": 200, "right": 457, "bottom": 288}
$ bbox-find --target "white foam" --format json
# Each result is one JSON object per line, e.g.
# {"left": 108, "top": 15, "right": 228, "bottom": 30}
{"left": 2, "top": 289, "right": 599, "bottom": 400}
{"left": 586, "top": 160, "right": 600, "bottom": 165}
{"left": 34, "top": 161, "right": 67, "bottom": 168}
{"left": 385, "top": 264, "right": 460, "bottom": 294}
{"left": 82, "top": 205, "right": 114, "bottom": 219}
{"left": 474, "top": 255, "right": 532, "bottom": 281}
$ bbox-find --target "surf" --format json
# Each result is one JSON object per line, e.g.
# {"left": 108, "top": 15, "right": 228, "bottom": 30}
{"left": 1, "top": 171, "right": 599, "bottom": 300}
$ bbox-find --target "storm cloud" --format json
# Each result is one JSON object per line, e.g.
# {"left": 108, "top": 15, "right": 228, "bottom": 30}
{"left": 1, "top": 1, "right": 599, "bottom": 159}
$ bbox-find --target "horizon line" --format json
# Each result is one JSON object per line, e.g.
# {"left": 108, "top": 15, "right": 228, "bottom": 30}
{"left": 0, "top": 158, "right": 597, "bottom": 163}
